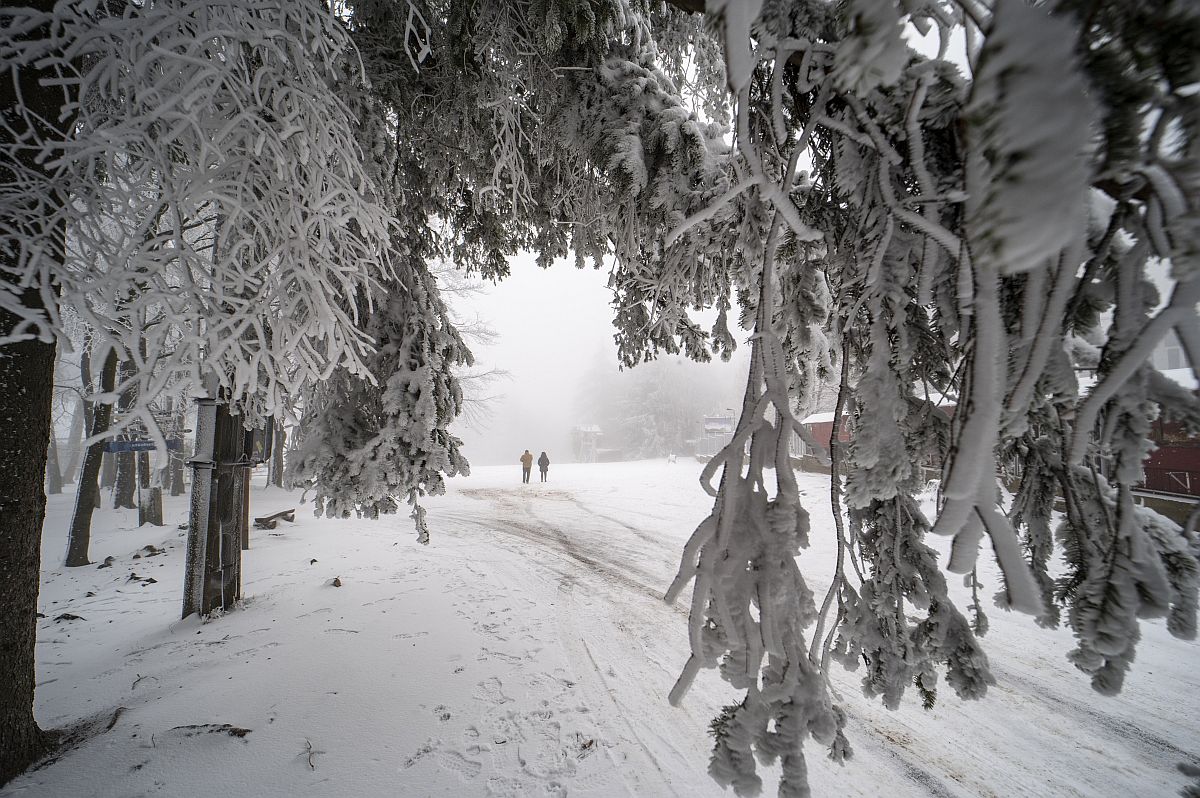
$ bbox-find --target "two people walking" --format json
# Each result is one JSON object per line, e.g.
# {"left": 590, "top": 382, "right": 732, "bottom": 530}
{"left": 520, "top": 449, "right": 550, "bottom": 483}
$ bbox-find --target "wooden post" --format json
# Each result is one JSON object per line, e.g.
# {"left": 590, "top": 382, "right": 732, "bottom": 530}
{"left": 182, "top": 396, "right": 217, "bottom": 618}
{"left": 241, "top": 468, "right": 251, "bottom": 550}
{"left": 182, "top": 396, "right": 248, "bottom": 618}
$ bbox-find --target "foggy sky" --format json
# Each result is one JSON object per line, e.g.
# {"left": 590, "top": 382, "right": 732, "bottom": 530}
{"left": 450, "top": 254, "right": 619, "bottom": 467}
{"left": 450, "top": 253, "right": 748, "bottom": 467}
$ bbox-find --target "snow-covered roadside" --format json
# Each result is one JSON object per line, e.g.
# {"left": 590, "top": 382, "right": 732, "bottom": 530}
{"left": 4, "top": 462, "right": 1198, "bottom": 797}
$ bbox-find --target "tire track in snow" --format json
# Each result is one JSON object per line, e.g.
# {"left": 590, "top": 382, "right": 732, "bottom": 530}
{"left": 990, "top": 662, "right": 1200, "bottom": 770}
{"left": 445, "top": 492, "right": 684, "bottom": 612}
{"left": 553, "top": 578, "right": 692, "bottom": 797}
{"left": 447, "top": 485, "right": 970, "bottom": 798}
{"left": 839, "top": 714, "right": 965, "bottom": 798}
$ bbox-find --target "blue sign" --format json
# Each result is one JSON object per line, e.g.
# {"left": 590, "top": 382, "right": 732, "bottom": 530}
{"left": 104, "top": 439, "right": 182, "bottom": 453}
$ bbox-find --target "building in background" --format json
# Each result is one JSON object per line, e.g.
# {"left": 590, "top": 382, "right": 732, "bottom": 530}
{"left": 695, "top": 413, "right": 736, "bottom": 459}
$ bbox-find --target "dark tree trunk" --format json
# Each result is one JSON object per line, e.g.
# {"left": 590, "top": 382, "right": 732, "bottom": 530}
{"left": 269, "top": 421, "right": 286, "bottom": 488}
{"left": 183, "top": 399, "right": 246, "bottom": 618}
{"left": 112, "top": 359, "right": 136, "bottom": 509}
{"left": 137, "top": 451, "right": 150, "bottom": 489}
{"left": 0, "top": 0, "right": 72, "bottom": 782}
{"left": 170, "top": 448, "right": 186, "bottom": 496}
{"left": 0, "top": 319, "right": 57, "bottom": 787}
{"left": 78, "top": 347, "right": 101, "bottom": 508}
{"left": 66, "top": 351, "right": 118, "bottom": 568}
{"left": 113, "top": 452, "right": 135, "bottom": 508}
{"left": 45, "top": 435, "right": 62, "bottom": 495}
{"left": 165, "top": 396, "right": 186, "bottom": 496}
{"left": 100, "top": 452, "right": 115, "bottom": 490}
{"left": 112, "top": 454, "right": 135, "bottom": 507}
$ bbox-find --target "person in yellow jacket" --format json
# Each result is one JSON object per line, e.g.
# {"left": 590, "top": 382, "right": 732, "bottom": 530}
{"left": 520, "top": 449, "right": 533, "bottom": 483}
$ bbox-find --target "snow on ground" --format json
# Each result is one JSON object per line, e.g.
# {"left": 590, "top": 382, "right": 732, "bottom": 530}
{"left": 5, "top": 462, "right": 1199, "bottom": 797}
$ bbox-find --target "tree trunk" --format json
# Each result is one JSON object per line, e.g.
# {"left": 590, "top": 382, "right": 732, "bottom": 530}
{"left": 65, "top": 350, "right": 118, "bottom": 568}
{"left": 269, "top": 421, "right": 286, "bottom": 488}
{"left": 139, "top": 486, "right": 163, "bottom": 527}
{"left": 45, "top": 435, "right": 62, "bottom": 495}
{"left": 112, "top": 359, "right": 136, "bottom": 509}
{"left": 100, "top": 452, "right": 115, "bottom": 490}
{"left": 113, "top": 452, "right": 135, "bottom": 508}
{"left": 137, "top": 451, "right": 150, "bottom": 489}
{"left": 77, "top": 347, "right": 102, "bottom": 508}
{"left": 170, "top": 448, "right": 186, "bottom": 496}
{"left": 183, "top": 397, "right": 248, "bottom": 618}
{"left": 0, "top": 318, "right": 57, "bottom": 786}
{"left": 61, "top": 397, "right": 85, "bottom": 484}
{"left": 0, "top": 0, "right": 71, "bottom": 781}
{"left": 165, "top": 396, "right": 186, "bottom": 496}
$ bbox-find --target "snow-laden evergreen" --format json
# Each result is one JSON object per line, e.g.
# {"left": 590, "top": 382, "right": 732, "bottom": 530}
{"left": 287, "top": 260, "right": 471, "bottom": 540}
{"left": 656, "top": 0, "right": 1200, "bottom": 793}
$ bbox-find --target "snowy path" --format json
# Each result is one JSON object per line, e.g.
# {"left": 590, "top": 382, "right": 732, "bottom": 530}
{"left": 4, "top": 462, "right": 1198, "bottom": 797}
{"left": 430, "top": 466, "right": 1200, "bottom": 798}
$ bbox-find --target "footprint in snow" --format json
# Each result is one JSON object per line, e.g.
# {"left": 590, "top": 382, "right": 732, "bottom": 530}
{"left": 401, "top": 739, "right": 436, "bottom": 769}
{"left": 474, "top": 677, "right": 513, "bottom": 706}
{"left": 402, "top": 737, "right": 483, "bottom": 782}
{"left": 435, "top": 748, "right": 483, "bottom": 780}
{"left": 477, "top": 648, "right": 523, "bottom": 665}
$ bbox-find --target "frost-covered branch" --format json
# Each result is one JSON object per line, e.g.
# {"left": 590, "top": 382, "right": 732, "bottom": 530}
{"left": 0, "top": 0, "right": 394, "bottom": 430}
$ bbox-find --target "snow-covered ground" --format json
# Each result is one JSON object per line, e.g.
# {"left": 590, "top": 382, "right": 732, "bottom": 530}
{"left": 5, "top": 462, "right": 1198, "bottom": 797}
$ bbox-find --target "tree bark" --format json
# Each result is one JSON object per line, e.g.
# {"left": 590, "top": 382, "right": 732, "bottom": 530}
{"left": 113, "top": 452, "right": 135, "bottom": 508}
{"left": 170, "top": 446, "right": 186, "bottom": 496}
{"left": 45, "top": 435, "right": 62, "bottom": 495}
{"left": 270, "top": 421, "right": 286, "bottom": 488}
{"left": 137, "top": 451, "right": 150, "bottom": 489}
{"left": 61, "top": 396, "right": 85, "bottom": 483}
{"left": 100, "top": 452, "right": 115, "bottom": 490}
{"left": 0, "top": 317, "right": 57, "bottom": 787}
{"left": 112, "top": 358, "right": 136, "bottom": 509}
{"left": 78, "top": 346, "right": 102, "bottom": 508}
{"left": 0, "top": 0, "right": 72, "bottom": 782}
{"left": 66, "top": 350, "right": 119, "bottom": 568}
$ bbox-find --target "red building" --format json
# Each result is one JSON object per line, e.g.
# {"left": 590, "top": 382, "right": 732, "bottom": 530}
{"left": 795, "top": 373, "right": 1200, "bottom": 499}
{"left": 1142, "top": 369, "right": 1200, "bottom": 497}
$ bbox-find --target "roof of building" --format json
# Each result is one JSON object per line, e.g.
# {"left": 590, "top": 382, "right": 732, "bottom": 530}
{"left": 797, "top": 368, "right": 1197, "bottom": 426}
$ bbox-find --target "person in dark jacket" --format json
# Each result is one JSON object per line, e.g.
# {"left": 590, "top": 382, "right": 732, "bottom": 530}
{"left": 537, "top": 451, "right": 550, "bottom": 482}
{"left": 520, "top": 450, "right": 533, "bottom": 483}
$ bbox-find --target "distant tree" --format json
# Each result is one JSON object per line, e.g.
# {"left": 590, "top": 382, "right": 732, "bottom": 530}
{"left": 430, "top": 261, "right": 510, "bottom": 433}
{"left": 65, "top": 341, "right": 118, "bottom": 568}
{"left": 581, "top": 356, "right": 744, "bottom": 459}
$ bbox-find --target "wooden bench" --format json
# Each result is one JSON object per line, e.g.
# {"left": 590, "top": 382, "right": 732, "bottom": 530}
{"left": 253, "top": 509, "right": 295, "bottom": 530}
